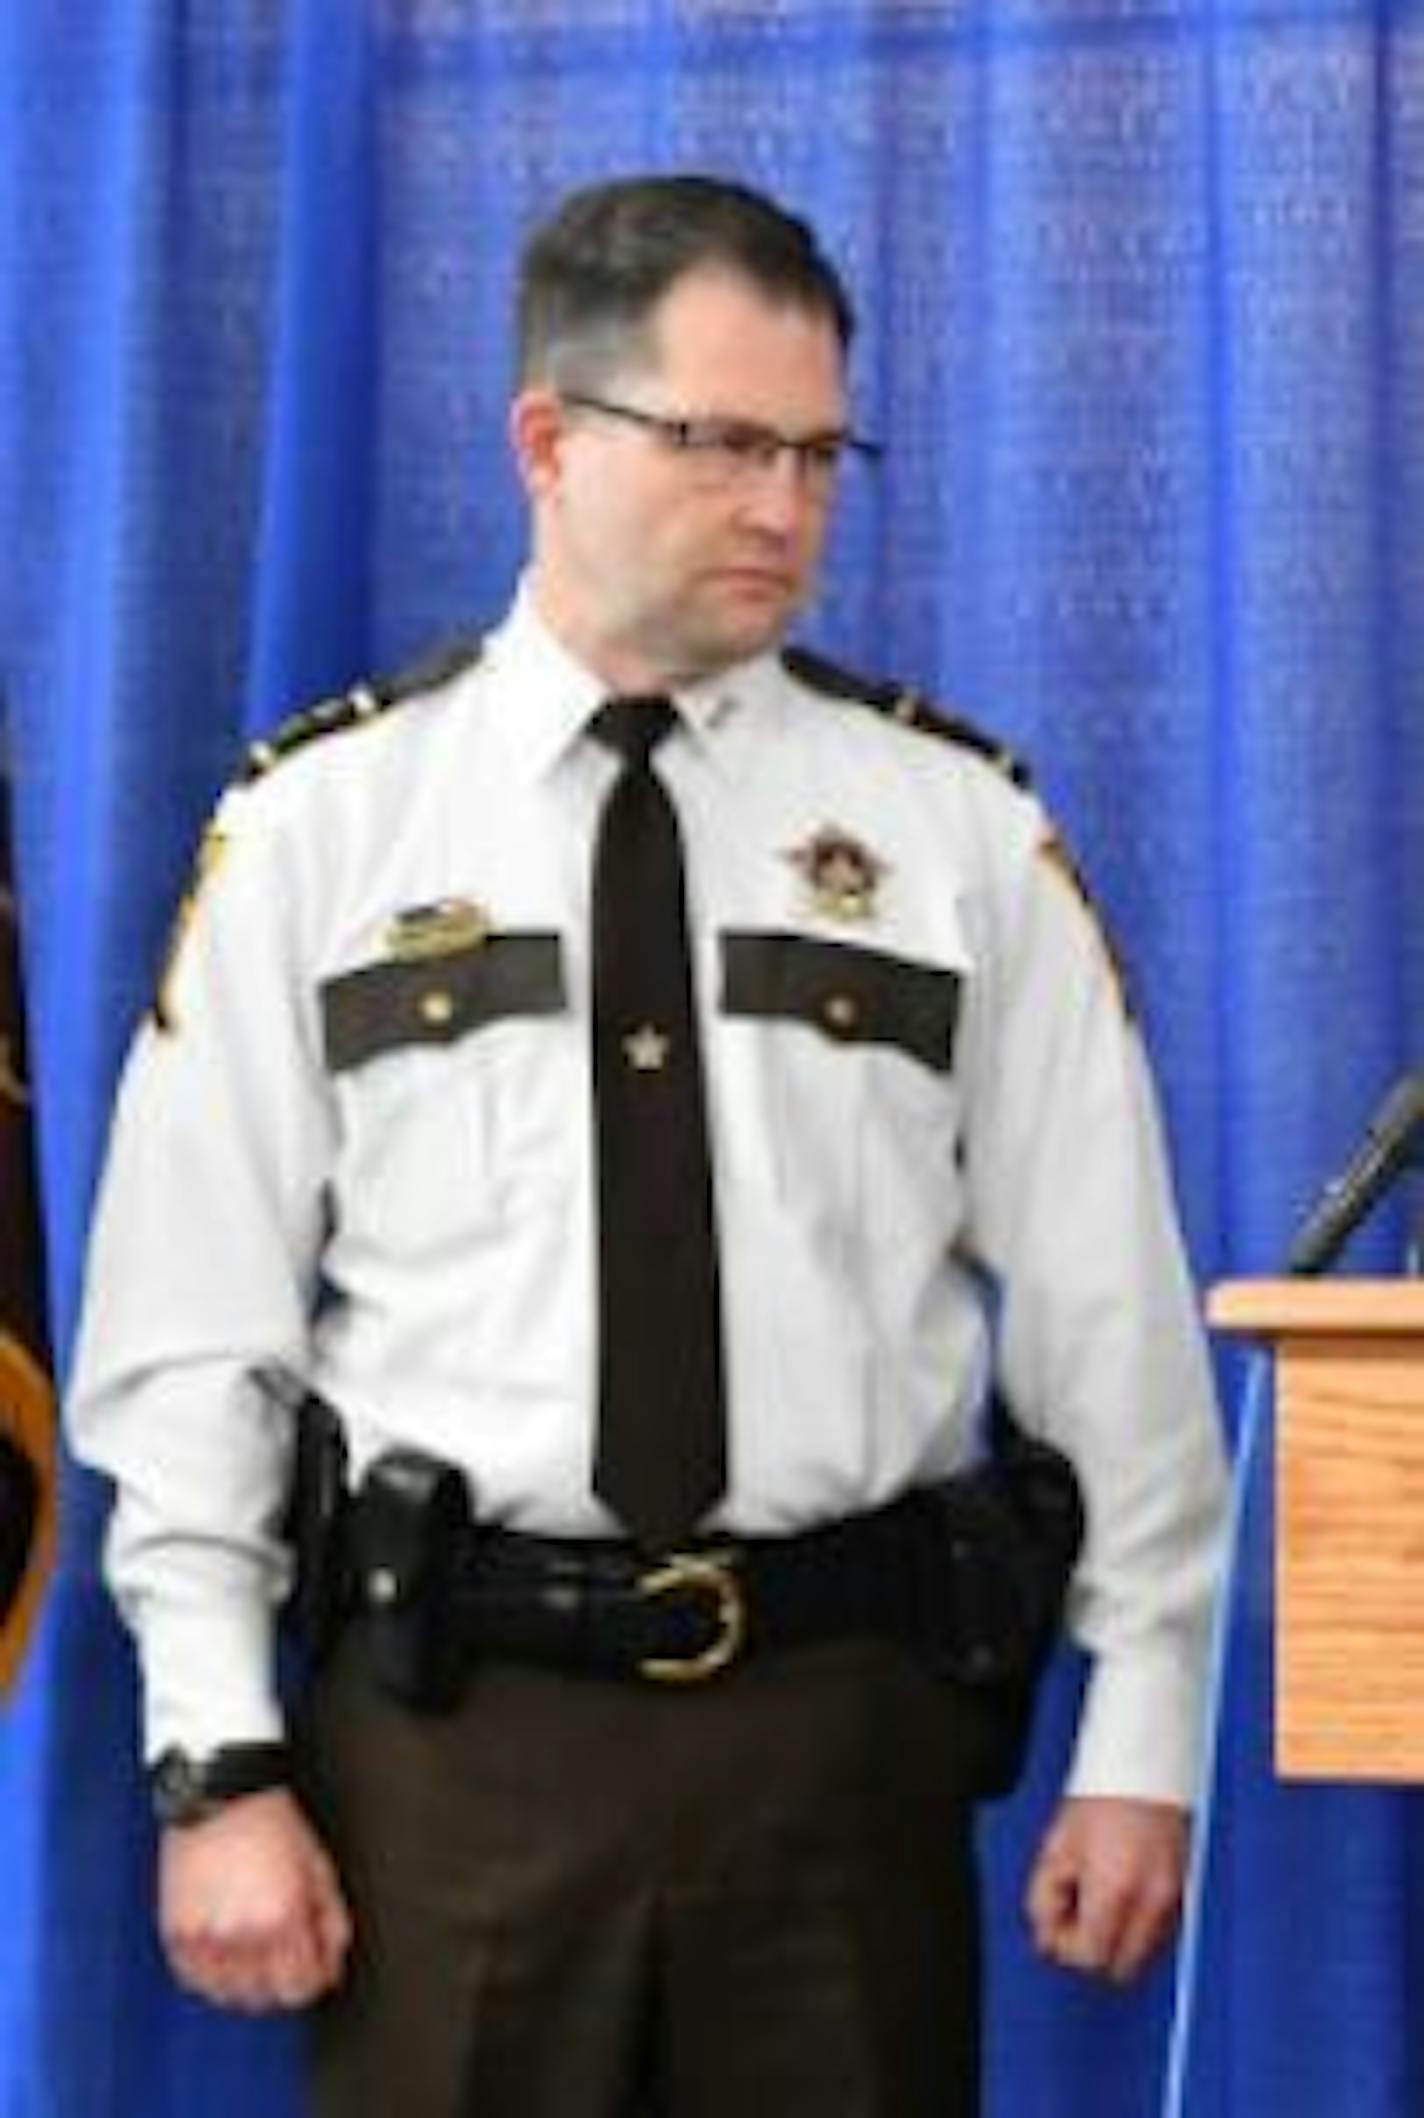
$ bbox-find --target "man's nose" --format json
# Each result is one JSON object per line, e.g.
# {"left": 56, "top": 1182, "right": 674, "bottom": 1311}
{"left": 737, "top": 446, "right": 819, "bottom": 528}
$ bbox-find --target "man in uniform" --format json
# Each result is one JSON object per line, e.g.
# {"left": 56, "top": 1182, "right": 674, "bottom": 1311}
{"left": 69, "top": 174, "right": 1227, "bottom": 2116}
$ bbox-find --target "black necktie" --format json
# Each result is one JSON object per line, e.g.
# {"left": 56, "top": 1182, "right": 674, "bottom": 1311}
{"left": 589, "top": 696, "right": 727, "bottom": 1552}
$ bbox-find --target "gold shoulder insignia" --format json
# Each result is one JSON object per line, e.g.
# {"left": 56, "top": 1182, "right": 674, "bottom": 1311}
{"left": 781, "top": 644, "right": 1030, "bottom": 788}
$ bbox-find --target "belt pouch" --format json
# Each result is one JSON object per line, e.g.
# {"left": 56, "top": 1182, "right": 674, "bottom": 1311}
{"left": 911, "top": 1427, "right": 1085, "bottom": 1797}
{"left": 355, "top": 1448, "right": 473, "bottom": 1713}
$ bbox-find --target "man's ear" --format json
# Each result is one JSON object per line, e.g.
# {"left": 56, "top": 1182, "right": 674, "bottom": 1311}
{"left": 509, "top": 386, "right": 567, "bottom": 501}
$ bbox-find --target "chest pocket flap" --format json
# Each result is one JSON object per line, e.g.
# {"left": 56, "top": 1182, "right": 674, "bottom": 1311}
{"left": 720, "top": 931, "right": 961, "bottom": 1073}
{"left": 321, "top": 935, "right": 565, "bottom": 1073}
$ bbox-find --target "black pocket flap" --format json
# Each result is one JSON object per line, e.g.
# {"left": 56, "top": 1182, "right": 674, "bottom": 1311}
{"left": 720, "top": 931, "right": 960, "bottom": 1073}
{"left": 321, "top": 935, "right": 565, "bottom": 1072}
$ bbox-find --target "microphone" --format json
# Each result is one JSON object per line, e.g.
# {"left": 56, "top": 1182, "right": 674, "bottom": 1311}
{"left": 1286, "top": 1069, "right": 1424, "bottom": 1276}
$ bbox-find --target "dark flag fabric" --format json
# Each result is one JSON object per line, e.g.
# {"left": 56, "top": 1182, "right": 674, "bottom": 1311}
{"left": 0, "top": 764, "right": 54, "bottom": 1694}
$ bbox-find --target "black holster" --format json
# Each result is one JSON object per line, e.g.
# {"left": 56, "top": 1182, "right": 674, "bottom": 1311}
{"left": 353, "top": 1448, "right": 473, "bottom": 1713}
{"left": 912, "top": 1402, "right": 1086, "bottom": 1794}
{"left": 270, "top": 1370, "right": 352, "bottom": 1669}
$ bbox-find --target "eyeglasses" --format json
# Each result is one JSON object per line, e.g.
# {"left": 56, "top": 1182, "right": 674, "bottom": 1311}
{"left": 561, "top": 392, "right": 882, "bottom": 491}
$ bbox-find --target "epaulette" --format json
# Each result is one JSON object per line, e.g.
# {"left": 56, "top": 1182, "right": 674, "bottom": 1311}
{"left": 782, "top": 644, "right": 1031, "bottom": 789}
{"left": 241, "top": 632, "right": 484, "bottom": 784}
{"left": 157, "top": 633, "right": 486, "bottom": 1032}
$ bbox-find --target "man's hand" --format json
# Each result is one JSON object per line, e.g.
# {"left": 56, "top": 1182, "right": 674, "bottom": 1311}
{"left": 159, "top": 1787, "right": 353, "bottom": 2012}
{"left": 1026, "top": 1795, "right": 1189, "bottom": 1983}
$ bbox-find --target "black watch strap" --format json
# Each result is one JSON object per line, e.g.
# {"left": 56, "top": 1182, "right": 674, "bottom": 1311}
{"left": 149, "top": 1741, "right": 291, "bottom": 1828}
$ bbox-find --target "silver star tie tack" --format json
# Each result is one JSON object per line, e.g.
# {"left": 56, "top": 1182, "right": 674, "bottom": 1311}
{"left": 623, "top": 1024, "right": 671, "bottom": 1072}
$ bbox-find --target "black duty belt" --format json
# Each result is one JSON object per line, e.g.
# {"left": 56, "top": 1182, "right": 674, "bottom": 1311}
{"left": 340, "top": 1426, "right": 1080, "bottom": 1795}
{"left": 347, "top": 1431, "right": 1082, "bottom": 1714}
{"left": 448, "top": 1494, "right": 949, "bottom": 1687}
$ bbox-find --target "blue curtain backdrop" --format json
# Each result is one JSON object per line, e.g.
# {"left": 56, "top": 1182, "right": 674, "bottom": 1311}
{"left": 1, "top": 2, "right": 1420, "bottom": 2112}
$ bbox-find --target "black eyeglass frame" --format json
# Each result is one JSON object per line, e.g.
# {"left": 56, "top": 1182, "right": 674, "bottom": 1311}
{"left": 560, "top": 392, "right": 883, "bottom": 479}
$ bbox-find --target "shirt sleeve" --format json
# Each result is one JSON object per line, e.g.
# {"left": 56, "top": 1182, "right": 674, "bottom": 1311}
{"left": 958, "top": 810, "right": 1230, "bottom": 1807}
{"left": 66, "top": 780, "right": 337, "bottom": 1761}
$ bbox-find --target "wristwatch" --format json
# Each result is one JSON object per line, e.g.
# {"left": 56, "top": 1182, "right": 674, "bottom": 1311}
{"left": 148, "top": 1742, "right": 291, "bottom": 1828}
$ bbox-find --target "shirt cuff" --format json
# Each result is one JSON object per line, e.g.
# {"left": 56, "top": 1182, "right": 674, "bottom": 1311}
{"left": 136, "top": 1597, "right": 284, "bottom": 1763}
{"left": 1066, "top": 1631, "right": 1213, "bottom": 1807}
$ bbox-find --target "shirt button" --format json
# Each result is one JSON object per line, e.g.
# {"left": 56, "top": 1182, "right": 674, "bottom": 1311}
{"left": 420, "top": 990, "right": 455, "bottom": 1027}
{"left": 823, "top": 993, "right": 859, "bottom": 1034}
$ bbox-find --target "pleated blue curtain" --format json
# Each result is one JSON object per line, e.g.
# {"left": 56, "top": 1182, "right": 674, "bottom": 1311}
{"left": 0, "top": 3, "right": 1419, "bottom": 2113}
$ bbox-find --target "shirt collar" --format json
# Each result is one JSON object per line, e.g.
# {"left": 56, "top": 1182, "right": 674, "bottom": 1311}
{"left": 676, "top": 653, "right": 791, "bottom": 785}
{"left": 482, "top": 580, "right": 789, "bottom": 786}
{"left": 479, "top": 582, "right": 604, "bottom": 785}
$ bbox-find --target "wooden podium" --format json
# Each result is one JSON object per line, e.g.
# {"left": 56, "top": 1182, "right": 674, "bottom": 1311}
{"left": 1210, "top": 1279, "right": 1424, "bottom": 1780}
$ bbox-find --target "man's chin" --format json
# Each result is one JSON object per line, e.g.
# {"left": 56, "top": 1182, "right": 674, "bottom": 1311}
{"left": 688, "top": 595, "right": 801, "bottom": 671}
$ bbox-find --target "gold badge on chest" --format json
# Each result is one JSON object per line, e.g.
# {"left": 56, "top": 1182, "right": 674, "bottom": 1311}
{"left": 784, "top": 825, "right": 889, "bottom": 924}
{"left": 386, "top": 898, "right": 491, "bottom": 960}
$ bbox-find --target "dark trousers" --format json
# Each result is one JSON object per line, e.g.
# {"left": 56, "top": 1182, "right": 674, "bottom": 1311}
{"left": 297, "top": 1632, "right": 984, "bottom": 2118}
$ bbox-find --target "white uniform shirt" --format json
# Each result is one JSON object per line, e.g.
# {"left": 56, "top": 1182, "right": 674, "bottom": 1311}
{"left": 68, "top": 588, "right": 1227, "bottom": 1798}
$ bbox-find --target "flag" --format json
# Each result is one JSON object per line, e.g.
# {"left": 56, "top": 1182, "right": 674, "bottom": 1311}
{"left": 0, "top": 757, "right": 55, "bottom": 1692}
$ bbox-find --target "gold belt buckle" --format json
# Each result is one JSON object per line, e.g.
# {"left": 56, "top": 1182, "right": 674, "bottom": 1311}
{"left": 638, "top": 1552, "right": 746, "bottom": 1684}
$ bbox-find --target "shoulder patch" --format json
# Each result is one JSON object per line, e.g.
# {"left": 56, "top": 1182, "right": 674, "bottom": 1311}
{"left": 152, "top": 815, "right": 230, "bottom": 1033}
{"left": 1038, "top": 830, "right": 1135, "bottom": 1019}
{"left": 241, "top": 632, "right": 484, "bottom": 785}
{"left": 781, "top": 645, "right": 1030, "bottom": 788}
